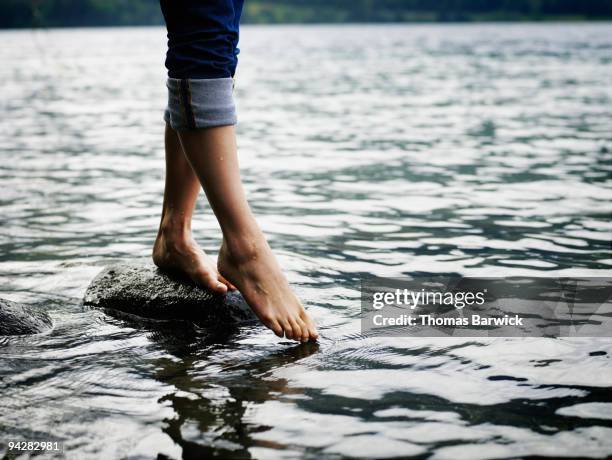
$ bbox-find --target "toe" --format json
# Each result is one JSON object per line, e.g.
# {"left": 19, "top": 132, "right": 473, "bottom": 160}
{"left": 209, "top": 278, "right": 228, "bottom": 294}
{"left": 300, "top": 312, "right": 319, "bottom": 340}
{"left": 280, "top": 319, "right": 293, "bottom": 340}
{"left": 218, "top": 274, "right": 237, "bottom": 291}
{"left": 198, "top": 271, "right": 228, "bottom": 294}
{"left": 288, "top": 318, "right": 303, "bottom": 342}
{"left": 297, "top": 318, "right": 310, "bottom": 342}
{"left": 267, "top": 319, "right": 284, "bottom": 338}
{"left": 215, "top": 281, "right": 228, "bottom": 294}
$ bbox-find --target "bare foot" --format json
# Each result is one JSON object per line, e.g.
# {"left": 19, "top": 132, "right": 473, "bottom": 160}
{"left": 218, "top": 236, "right": 318, "bottom": 342}
{"left": 153, "top": 229, "right": 234, "bottom": 294}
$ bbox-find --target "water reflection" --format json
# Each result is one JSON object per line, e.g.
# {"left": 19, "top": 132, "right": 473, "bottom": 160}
{"left": 141, "top": 321, "right": 320, "bottom": 459}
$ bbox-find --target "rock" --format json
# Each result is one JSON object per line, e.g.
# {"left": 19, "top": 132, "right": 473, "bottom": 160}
{"left": 83, "top": 262, "right": 257, "bottom": 327}
{"left": 0, "top": 298, "right": 53, "bottom": 336}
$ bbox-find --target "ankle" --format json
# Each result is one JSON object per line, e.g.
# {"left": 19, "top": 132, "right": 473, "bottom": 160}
{"left": 158, "top": 214, "right": 192, "bottom": 245}
{"left": 221, "top": 231, "right": 268, "bottom": 264}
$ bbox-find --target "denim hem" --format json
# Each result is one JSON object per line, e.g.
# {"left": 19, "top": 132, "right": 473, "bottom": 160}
{"left": 164, "top": 77, "right": 237, "bottom": 131}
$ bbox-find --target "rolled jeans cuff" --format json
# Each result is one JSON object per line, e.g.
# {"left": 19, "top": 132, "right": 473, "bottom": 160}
{"left": 164, "top": 77, "right": 236, "bottom": 131}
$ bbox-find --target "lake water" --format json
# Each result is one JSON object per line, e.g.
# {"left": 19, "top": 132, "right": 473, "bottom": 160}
{"left": 1, "top": 23, "right": 611, "bottom": 459}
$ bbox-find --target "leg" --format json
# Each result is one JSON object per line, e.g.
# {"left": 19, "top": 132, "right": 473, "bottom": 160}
{"left": 152, "top": 123, "right": 234, "bottom": 294}
{"left": 177, "top": 126, "right": 319, "bottom": 342}
{"left": 160, "top": 0, "right": 316, "bottom": 341}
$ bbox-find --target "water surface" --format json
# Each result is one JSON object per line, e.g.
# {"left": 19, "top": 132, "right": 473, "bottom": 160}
{"left": 1, "top": 23, "right": 611, "bottom": 459}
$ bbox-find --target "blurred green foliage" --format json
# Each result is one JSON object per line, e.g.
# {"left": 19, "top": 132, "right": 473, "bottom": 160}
{"left": 1, "top": 0, "right": 611, "bottom": 28}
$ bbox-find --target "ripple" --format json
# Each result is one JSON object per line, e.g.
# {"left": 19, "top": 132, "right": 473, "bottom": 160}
{"left": 557, "top": 403, "right": 612, "bottom": 420}
{"left": 1, "top": 23, "right": 612, "bottom": 459}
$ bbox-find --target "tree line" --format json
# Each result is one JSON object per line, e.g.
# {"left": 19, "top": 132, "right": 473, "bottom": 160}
{"left": 1, "top": 0, "right": 611, "bottom": 28}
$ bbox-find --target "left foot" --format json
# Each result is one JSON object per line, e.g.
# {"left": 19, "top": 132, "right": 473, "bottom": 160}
{"left": 153, "top": 227, "right": 234, "bottom": 294}
{"left": 218, "top": 234, "right": 318, "bottom": 342}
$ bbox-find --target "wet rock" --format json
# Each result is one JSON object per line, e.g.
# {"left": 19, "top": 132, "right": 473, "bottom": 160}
{"left": 83, "top": 262, "right": 256, "bottom": 327}
{"left": 0, "top": 298, "right": 53, "bottom": 335}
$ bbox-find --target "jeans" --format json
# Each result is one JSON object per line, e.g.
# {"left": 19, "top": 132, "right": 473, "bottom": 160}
{"left": 160, "top": 0, "right": 244, "bottom": 130}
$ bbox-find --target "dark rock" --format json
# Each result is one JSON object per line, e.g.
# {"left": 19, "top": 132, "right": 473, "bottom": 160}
{"left": 0, "top": 298, "right": 53, "bottom": 335}
{"left": 83, "top": 262, "right": 257, "bottom": 327}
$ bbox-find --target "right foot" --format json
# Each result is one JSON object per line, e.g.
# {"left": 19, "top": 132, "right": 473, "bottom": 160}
{"left": 218, "top": 236, "right": 318, "bottom": 342}
{"left": 153, "top": 229, "right": 233, "bottom": 294}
